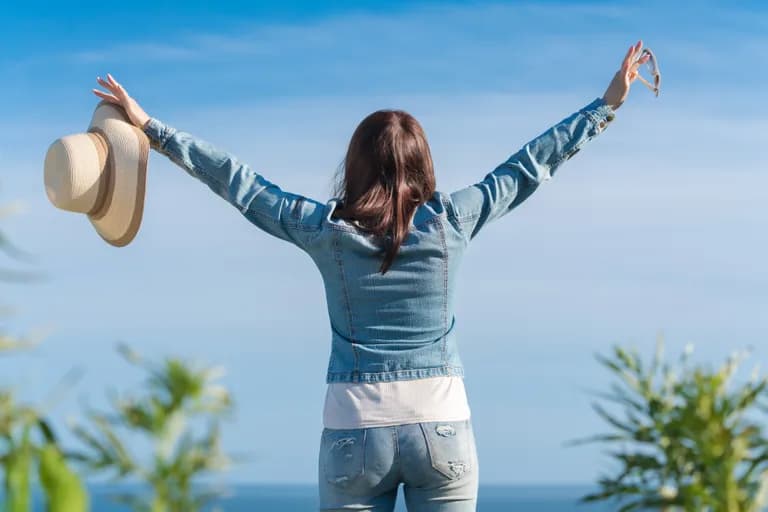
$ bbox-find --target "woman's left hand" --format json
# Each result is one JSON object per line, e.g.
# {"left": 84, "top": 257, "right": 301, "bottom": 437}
{"left": 92, "top": 73, "right": 151, "bottom": 129}
{"left": 602, "top": 40, "right": 650, "bottom": 111}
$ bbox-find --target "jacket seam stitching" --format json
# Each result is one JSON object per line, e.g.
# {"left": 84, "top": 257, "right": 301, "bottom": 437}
{"left": 437, "top": 220, "right": 449, "bottom": 363}
{"left": 441, "top": 195, "right": 470, "bottom": 240}
{"left": 332, "top": 229, "right": 356, "bottom": 377}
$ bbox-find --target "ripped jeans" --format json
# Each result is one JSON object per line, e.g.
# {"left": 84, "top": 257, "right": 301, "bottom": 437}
{"left": 318, "top": 419, "right": 479, "bottom": 511}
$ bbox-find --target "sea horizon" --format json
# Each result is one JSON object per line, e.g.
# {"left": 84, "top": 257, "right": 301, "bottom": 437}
{"left": 18, "top": 482, "right": 626, "bottom": 511}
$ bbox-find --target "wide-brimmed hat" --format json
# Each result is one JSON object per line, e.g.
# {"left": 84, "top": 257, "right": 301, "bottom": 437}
{"left": 44, "top": 100, "right": 149, "bottom": 247}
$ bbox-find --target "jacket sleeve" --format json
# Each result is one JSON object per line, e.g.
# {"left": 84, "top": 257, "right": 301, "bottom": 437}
{"left": 142, "top": 117, "right": 326, "bottom": 253}
{"left": 446, "top": 97, "right": 616, "bottom": 242}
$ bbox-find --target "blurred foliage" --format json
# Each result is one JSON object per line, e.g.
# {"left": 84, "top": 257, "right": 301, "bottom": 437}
{"left": 1, "top": 403, "right": 34, "bottom": 512}
{"left": 1, "top": 201, "right": 89, "bottom": 512}
{"left": 71, "top": 344, "right": 233, "bottom": 512}
{"left": 568, "top": 337, "right": 768, "bottom": 511}
{"left": 36, "top": 419, "right": 89, "bottom": 512}
{"left": 2, "top": 194, "right": 237, "bottom": 511}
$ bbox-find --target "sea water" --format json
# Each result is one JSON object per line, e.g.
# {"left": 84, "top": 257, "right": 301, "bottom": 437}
{"left": 32, "top": 484, "right": 621, "bottom": 510}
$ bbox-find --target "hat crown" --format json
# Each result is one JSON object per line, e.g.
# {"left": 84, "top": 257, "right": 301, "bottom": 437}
{"left": 44, "top": 133, "right": 107, "bottom": 214}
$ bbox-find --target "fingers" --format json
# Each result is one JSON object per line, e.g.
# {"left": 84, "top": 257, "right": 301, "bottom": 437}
{"left": 96, "top": 76, "right": 112, "bottom": 93}
{"left": 633, "top": 40, "right": 643, "bottom": 58}
{"left": 92, "top": 89, "right": 119, "bottom": 103}
{"left": 97, "top": 74, "right": 126, "bottom": 96}
{"left": 106, "top": 73, "right": 120, "bottom": 89}
{"left": 622, "top": 45, "right": 634, "bottom": 70}
{"left": 631, "top": 40, "right": 643, "bottom": 69}
{"left": 95, "top": 76, "right": 123, "bottom": 103}
{"left": 95, "top": 74, "right": 135, "bottom": 110}
{"left": 623, "top": 40, "right": 644, "bottom": 71}
{"left": 96, "top": 76, "right": 120, "bottom": 96}
{"left": 627, "top": 50, "right": 651, "bottom": 82}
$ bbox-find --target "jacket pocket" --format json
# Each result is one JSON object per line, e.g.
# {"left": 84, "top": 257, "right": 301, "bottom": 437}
{"left": 322, "top": 428, "right": 367, "bottom": 487}
{"left": 419, "top": 420, "right": 473, "bottom": 480}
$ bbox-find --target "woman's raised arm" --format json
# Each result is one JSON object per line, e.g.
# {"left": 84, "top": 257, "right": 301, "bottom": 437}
{"left": 447, "top": 40, "right": 648, "bottom": 243}
{"left": 447, "top": 97, "right": 615, "bottom": 242}
{"left": 91, "top": 74, "right": 326, "bottom": 253}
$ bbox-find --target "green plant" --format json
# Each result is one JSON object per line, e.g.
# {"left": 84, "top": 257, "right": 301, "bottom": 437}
{"left": 0, "top": 351, "right": 90, "bottom": 512}
{"left": 567, "top": 337, "right": 768, "bottom": 511}
{"left": 71, "top": 344, "right": 233, "bottom": 512}
{"left": 0, "top": 201, "right": 89, "bottom": 512}
{"left": 37, "top": 419, "right": 89, "bottom": 512}
{"left": 2, "top": 416, "right": 33, "bottom": 512}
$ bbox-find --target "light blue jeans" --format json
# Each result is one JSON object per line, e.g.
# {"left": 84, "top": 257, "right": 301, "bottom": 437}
{"left": 318, "top": 419, "right": 479, "bottom": 511}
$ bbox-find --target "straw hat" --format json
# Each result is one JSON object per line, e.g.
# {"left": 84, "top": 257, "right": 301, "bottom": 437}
{"left": 43, "top": 100, "right": 149, "bottom": 247}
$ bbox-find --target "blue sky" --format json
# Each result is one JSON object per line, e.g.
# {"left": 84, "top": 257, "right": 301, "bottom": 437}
{"left": 2, "top": 0, "right": 767, "bottom": 485}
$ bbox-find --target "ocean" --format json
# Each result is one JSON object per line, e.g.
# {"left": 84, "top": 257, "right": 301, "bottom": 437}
{"left": 56, "top": 484, "right": 620, "bottom": 510}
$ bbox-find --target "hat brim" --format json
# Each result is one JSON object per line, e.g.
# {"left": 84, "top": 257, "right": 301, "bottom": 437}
{"left": 86, "top": 101, "right": 149, "bottom": 247}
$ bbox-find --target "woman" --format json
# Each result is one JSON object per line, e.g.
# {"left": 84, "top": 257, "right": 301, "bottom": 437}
{"left": 93, "top": 40, "right": 649, "bottom": 511}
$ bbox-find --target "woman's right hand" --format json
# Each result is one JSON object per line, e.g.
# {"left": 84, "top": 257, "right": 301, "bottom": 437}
{"left": 92, "top": 73, "right": 151, "bottom": 129}
{"left": 602, "top": 40, "right": 650, "bottom": 111}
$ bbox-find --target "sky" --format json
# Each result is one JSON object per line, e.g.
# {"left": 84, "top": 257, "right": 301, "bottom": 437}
{"left": 1, "top": 0, "right": 767, "bottom": 485}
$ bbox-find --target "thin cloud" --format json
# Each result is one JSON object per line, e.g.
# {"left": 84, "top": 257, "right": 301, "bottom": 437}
{"left": 61, "top": 2, "right": 674, "bottom": 65}
{"left": 73, "top": 42, "right": 201, "bottom": 63}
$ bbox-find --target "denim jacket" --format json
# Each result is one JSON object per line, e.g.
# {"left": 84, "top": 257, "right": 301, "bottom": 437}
{"left": 142, "top": 97, "right": 615, "bottom": 383}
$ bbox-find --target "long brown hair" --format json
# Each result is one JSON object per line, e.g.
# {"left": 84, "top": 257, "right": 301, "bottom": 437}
{"left": 331, "top": 109, "right": 436, "bottom": 275}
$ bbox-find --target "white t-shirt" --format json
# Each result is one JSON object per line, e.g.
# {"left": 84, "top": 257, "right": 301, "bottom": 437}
{"left": 322, "top": 375, "right": 471, "bottom": 429}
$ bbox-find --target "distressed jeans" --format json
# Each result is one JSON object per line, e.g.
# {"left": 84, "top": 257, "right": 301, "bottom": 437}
{"left": 318, "top": 419, "right": 479, "bottom": 511}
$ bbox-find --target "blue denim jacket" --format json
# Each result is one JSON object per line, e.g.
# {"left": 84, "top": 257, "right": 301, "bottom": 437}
{"left": 143, "top": 97, "right": 615, "bottom": 384}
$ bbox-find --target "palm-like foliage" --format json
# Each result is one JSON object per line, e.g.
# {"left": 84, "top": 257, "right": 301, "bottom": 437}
{"left": 567, "top": 337, "right": 768, "bottom": 511}
{"left": 71, "top": 344, "right": 233, "bottom": 512}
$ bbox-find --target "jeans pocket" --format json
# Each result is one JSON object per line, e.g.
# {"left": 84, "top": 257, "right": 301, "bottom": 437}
{"left": 419, "top": 420, "right": 474, "bottom": 480}
{"left": 322, "top": 428, "right": 367, "bottom": 487}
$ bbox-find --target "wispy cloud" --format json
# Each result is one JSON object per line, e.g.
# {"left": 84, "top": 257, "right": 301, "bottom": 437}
{"left": 61, "top": 1, "right": 767, "bottom": 68}
{"left": 73, "top": 42, "right": 201, "bottom": 63}
{"left": 68, "top": 2, "right": 637, "bottom": 63}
